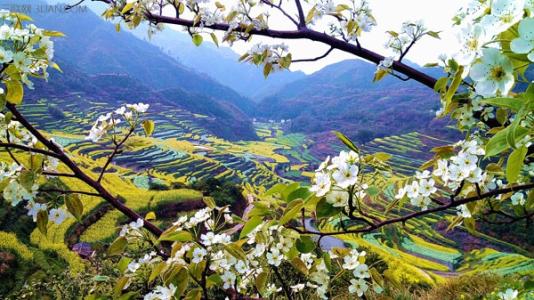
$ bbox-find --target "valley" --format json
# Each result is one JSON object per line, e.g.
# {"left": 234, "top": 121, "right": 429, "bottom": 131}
{"left": 2, "top": 95, "right": 530, "bottom": 292}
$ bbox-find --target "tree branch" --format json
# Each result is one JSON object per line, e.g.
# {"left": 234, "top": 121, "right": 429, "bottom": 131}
{"left": 97, "top": 127, "right": 135, "bottom": 182}
{"left": 292, "top": 47, "right": 334, "bottom": 63}
{"left": 40, "top": 188, "right": 102, "bottom": 197}
{"left": 0, "top": 142, "right": 62, "bottom": 159}
{"left": 294, "top": 0, "right": 306, "bottom": 28}
{"left": 42, "top": 171, "right": 78, "bottom": 178}
{"left": 260, "top": 0, "right": 299, "bottom": 27}
{"left": 287, "top": 182, "right": 534, "bottom": 237}
{"left": 6, "top": 103, "right": 163, "bottom": 237}
{"left": 138, "top": 13, "right": 437, "bottom": 89}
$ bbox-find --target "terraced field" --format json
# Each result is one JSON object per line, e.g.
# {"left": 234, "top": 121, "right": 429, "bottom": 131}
{"left": 2, "top": 99, "right": 531, "bottom": 291}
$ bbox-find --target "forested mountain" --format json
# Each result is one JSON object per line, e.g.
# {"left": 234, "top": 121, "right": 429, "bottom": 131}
{"left": 7, "top": 0, "right": 257, "bottom": 140}
{"left": 132, "top": 26, "right": 306, "bottom": 100}
{"left": 256, "top": 59, "right": 455, "bottom": 142}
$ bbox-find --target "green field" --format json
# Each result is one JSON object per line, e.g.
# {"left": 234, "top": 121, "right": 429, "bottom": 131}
{"left": 1, "top": 97, "right": 532, "bottom": 296}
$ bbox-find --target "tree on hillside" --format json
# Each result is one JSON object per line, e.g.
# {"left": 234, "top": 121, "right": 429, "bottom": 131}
{"left": 0, "top": 0, "right": 533, "bottom": 298}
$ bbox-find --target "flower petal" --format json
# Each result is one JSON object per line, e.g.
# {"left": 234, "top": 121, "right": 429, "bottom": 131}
{"left": 469, "top": 62, "right": 490, "bottom": 80}
{"left": 476, "top": 80, "right": 498, "bottom": 97}
{"left": 511, "top": 38, "right": 533, "bottom": 54}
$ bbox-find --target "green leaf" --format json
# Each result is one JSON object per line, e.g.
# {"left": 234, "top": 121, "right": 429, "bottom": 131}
{"left": 287, "top": 187, "right": 312, "bottom": 202}
{"left": 37, "top": 210, "right": 48, "bottom": 235}
{"left": 149, "top": 262, "right": 166, "bottom": 283}
{"left": 158, "top": 230, "right": 193, "bottom": 242}
{"left": 113, "top": 276, "right": 129, "bottom": 297}
{"left": 255, "top": 271, "right": 268, "bottom": 293}
{"left": 210, "top": 32, "right": 219, "bottom": 47}
{"left": 373, "top": 69, "right": 387, "bottom": 82}
{"left": 442, "top": 65, "right": 464, "bottom": 114}
{"left": 481, "top": 97, "right": 523, "bottom": 112}
{"left": 279, "top": 199, "right": 304, "bottom": 225}
{"left": 263, "top": 63, "right": 272, "bottom": 78}
{"left": 207, "top": 274, "right": 222, "bottom": 288}
{"left": 202, "top": 196, "right": 216, "bottom": 209}
{"left": 5, "top": 80, "right": 24, "bottom": 104}
{"left": 281, "top": 182, "right": 300, "bottom": 200}
{"left": 296, "top": 236, "right": 315, "bottom": 253}
{"left": 426, "top": 31, "right": 441, "bottom": 39}
{"left": 65, "top": 194, "right": 83, "bottom": 220}
{"left": 333, "top": 131, "right": 359, "bottom": 153}
{"left": 239, "top": 216, "right": 263, "bottom": 239}
{"left": 291, "top": 257, "right": 308, "bottom": 275}
{"left": 506, "top": 146, "right": 527, "bottom": 183}
{"left": 305, "top": 6, "right": 317, "bottom": 24}
{"left": 433, "top": 77, "right": 448, "bottom": 93}
{"left": 184, "top": 289, "right": 202, "bottom": 300}
{"left": 506, "top": 116, "right": 522, "bottom": 148}
{"left": 108, "top": 236, "right": 127, "bottom": 256}
{"left": 485, "top": 126, "right": 528, "bottom": 157}
{"left": 192, "top": 34, "right": 203, "bottom": 46}
{"left": 373, "top": 152, "right": 392, "bottom": 162}
{"left": 142, "top": 120, "right": 155, "bottom": 137}
{"left": 117, "top": 257, "right": 132, "bottom": 273}
{"left": 178, "top": 2, "right": 185, "bottom": 14}
{"left": 386, "top": 30, "right": 398, "bottom": 37}
{"left": 264, "top": 183, "right": 286, "bottom": 196}
{"left": 43, "top": 30, "right": 65, "bottom": 37}
{"left": 121, "top": 2, "right": 135, "bottom": 14}
{"left": 224, "top": 243, "right": 247, "bottom": 260}
{"left": 92, "top": 275, "right": 109, "bottom": 282}
{"left": 316, "top": 198, "right": 338, "bottom": 218}
{"left": 496, "top": 107, "right": 508, "bottom": 125}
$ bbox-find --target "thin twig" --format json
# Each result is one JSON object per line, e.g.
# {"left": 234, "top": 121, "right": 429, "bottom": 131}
{"left": 292, "top": 47, "right": 334, "bottom": 63}
{"left": 286, "top": 182, "right": 534, "bottom": 237}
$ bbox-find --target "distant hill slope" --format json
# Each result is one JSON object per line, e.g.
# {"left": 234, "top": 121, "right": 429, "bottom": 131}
{"left": 34, "top": 7, "right": 254, "bottom": 115}
{"left": 256, "top": 59, "right": 456, "bottom": 142}
{"left": 4, "top": 0, "right": 257, "bottom": 140}
{"left": 132, "top": 27, "right": 306, "bottom": 100}
{"left": 25, "top": 58, "right": 257, "bottom": 140}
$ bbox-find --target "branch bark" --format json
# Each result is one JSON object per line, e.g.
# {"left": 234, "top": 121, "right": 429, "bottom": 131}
{"left": 288, "top": 182, "right": 534, "bottom": 237}
{"left": 143, "top": 13, "right": 437, "bottom": 88}
{"left": 6, "top": 103, "right": 163, "bottom": 237}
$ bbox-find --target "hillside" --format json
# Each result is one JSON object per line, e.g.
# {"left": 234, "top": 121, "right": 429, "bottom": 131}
{"left": 133, "top": 26, "right": 306, "bottom": 100}
{"left": 8, "top": 0, "right": 257, "bottom": 140}
{"left": 256, "top": 59, "right": 456, "bottom": 143}
{"left": 30, "top": 3, "right": 255, "bottom": 116}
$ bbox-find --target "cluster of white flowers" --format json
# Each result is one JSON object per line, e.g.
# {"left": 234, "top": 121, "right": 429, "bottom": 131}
{"left": 144, "top": 284, "right": 176, "bottom": 300}
{"left": 396, "top": 140, "right": 487, "bottom": 210}
{"left": 0, "top": 111, "right": 68, "bottom": 225}
{"left": 385, "top": 20, "right": 426, "bottom": 55}
{"left": 123, "top": 203, "right": 374, "bottom": 299}
{"left": 450, "top": 0, "right": 531, "bottom": 97}
{"left": 1, "top": 160, "right": 70, "bottom": 225}
{"left": 498, "top": 288, "right": 519, "bottom": 300}
{"left": 0, "top": 10, "right": 55, "bottom": 88}
{"left": 245, "top": 43, "right": 290, "bottom": 71}
{"left": 311, "top": 150, "right": 367, "bottom": 210}
{"left": 376, "top": 20, "right": 426, "bottom": 73}
{"left": 86, "top": 102, "right": 149, "bottom": 142}
{"left": 510, "top": 192, "right": 526, "bottom": 206}
{"left": 318, "top": 0, "right": 376, "bottom": 45}
{"left": 119, "top": 218, "right": 144, "bottom": 238}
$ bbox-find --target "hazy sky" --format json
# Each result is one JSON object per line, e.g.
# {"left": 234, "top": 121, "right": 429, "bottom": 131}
{"left": 84, "top": 0, "right": 466, "bottom": 74}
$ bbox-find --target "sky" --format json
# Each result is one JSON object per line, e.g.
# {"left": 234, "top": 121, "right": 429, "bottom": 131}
{"left": 81, "top": 0, "right": 466, "bottom": 75}
{"left": 226, "top": 0, "right": 466, "bottom": 74}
